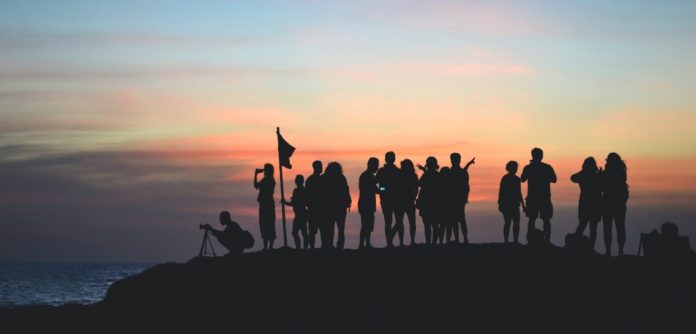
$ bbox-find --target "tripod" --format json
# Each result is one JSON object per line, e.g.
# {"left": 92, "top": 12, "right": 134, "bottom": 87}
{"left": 199, "top": 229, "right": 217, "bottom": 257}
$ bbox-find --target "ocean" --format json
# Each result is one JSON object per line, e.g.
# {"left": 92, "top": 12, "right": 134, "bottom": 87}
{"left": 0, "top": 262, "right": 153, "bottom": 307}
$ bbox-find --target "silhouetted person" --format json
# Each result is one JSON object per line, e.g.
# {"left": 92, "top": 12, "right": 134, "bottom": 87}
{"left": 282, "top": 175, "right": 309, "bottom": 250}
{"left": 571, "top": 157, "right": 602, "bottom": 249}
{"left": 438, "top": 166, "right": 452, "bottom": 244}
{"left": 201, "top": 211, "right": 252, "bottom": 255}
{"left": 305, "top": 160, "right": 323, "bottom": 249}
{"left": 521, "top": 148, "right": 557, "bottom": 243}
{"left": 449, "top": 153, "right": 475, "bottom": 244}
{"left": 395, "top": 159, "right": 419, "bottom": 246}
{"left": 376, "top": 151, "right": 401, "bottom": 247}
{"left": 358, "top": 157, "right": 379, "bottom": 249}
{"left": 601, "top": 152, "right": 629, "bottom": 256}
{"left": 498, "top": 161, "right": 524, "bottom": 243}
{"left": 254, "top": 163, "right": 276, "bottom": 250}
{"left": 417, "top": 157, "right": 439, "bottom": 245}
{"left": 322, "top": 162, "right": 351, "bottom": 249}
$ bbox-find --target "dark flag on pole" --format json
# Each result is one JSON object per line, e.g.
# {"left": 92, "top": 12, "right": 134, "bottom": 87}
{"left": 276, "top": 127, "right": 294, "bottom": 247}
{"left": 277, "top": 128, "right": 295, "bottom": 169}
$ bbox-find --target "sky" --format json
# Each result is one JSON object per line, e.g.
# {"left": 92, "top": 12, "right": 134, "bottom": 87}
{"left": 1, "top": 0, "right": 695, "bottom": 262}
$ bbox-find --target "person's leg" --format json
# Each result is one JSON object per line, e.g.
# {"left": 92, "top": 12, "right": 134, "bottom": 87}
{"left": 589, "top": 220, "right": 598, "bottom": 249}
{"left": 366, "top": 212, "right": 374, "bottom": 248}
{"left": 460, "top": 205, "right": 469, "bottom": 244}
{"left": 383, "top": 206, "right": 394, "bottom": 247}
{"left": 526, "top": 217, "right": 536, "bottom": 243}
{"left": 337, "top": 212, "right": 346, "bottom": 250}
{"left": 503, "top": 212, "right": 511, "bottom": 243}
{"left": 446, "top": 217, "right": 454, "bottom": 243}
{"left": 512, "top": 208, "right": 520, "bottom": 244}
{"left": 451, "top": 215, "right": 459, "bottom": 243}
{"left": 407, "top": 207, "right": 416, "bottom": 246}
{"left": 359, "top": 213, "right": 367, "bottom": 249}
{"left": 300, "top": 218, "right": 309, "bottom": 249}
{"left": 394, "top": 209, "right": 405, "bottom": 247}
{"left": 616, "top": 206, "right": 626, "bottom": 256}
{"left": 603, "top": 214, "right": 613, "bottom": 256}
{"left": 292, "top": 219, "right": 302, "bottom": 250}
{"left": 423, "top": 216, "right": 432, "bottom": 245}
{"left": 576, "top": 219, "right": 588, "bottom": 235}
{"left": 543, "top": 219, "right": 551, "bottom": 242}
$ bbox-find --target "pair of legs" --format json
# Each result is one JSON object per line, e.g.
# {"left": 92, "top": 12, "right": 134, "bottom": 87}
{"left": 433, "top": 220, "right": 446, "bottom": 244}
{"left": 382, "top": 206, "right": 397, "bottom": 247}
{"left": 321, "top": 211, "right": 347, "bottom": 249}
{"left": 359, "top": 211, "right": 374, "bottom": 248}
{"left": 502, "top": 208, "right": 521, "bottom": 243}
{"left": 603, "top": 205, "right": 627, "bottom": 256}
{"left": 526, "top": 198, "right": 553, "bottom": 243}
{"left": 575, "top": 219, "right": 599, "bottom": 249}
{"left": 393, "top": 206, "right": 415, "bottom": 246}
{"left": 452, "top": 204, "right": 468, "bottom": 244}
{"left": 421, "top": 214, "right": 435, "bottom": 245}
{"left": 292, "top": 214, "right": 309, "bottom": 250}
{"left": 307, "top": 209, "right": 319, "bottom": 249}
{"left": 259, "top": 203, "right": 276, "bottom": 250}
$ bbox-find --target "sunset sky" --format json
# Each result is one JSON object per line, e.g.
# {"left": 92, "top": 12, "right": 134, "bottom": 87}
{"left": 1, "top": 0, "right": 695, "bottom": 261}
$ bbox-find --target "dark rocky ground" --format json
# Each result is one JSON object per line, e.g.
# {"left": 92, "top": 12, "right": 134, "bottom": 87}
{"left": 2, "top": 243, "right": 695, "bottom": 333}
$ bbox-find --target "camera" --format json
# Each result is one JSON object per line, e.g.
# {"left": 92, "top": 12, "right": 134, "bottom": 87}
{"left": 255, "top": 168, "right": 264, "bottom": 174}
{"left": 199, "top": 224, "right": 209, "bottom": 230}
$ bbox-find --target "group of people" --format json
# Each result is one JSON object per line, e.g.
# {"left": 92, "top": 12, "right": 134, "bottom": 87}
{"left": 250, "top": 148, "right": 629, "bottom": 256}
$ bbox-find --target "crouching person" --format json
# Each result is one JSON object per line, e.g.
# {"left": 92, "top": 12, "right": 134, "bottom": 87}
{"left": 201, "top": 211, "right": 255, "bottom": 255}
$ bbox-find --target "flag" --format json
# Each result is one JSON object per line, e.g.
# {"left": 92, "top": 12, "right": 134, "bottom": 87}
{"left": 276, "top": 128, "right": 295, "bottom": 169}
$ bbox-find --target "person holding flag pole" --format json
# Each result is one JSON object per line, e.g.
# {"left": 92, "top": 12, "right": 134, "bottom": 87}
{"left": 275, "top": 127, "right": 296, "bottom": 248}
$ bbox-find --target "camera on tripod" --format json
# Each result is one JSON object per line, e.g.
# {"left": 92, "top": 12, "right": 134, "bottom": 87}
{"left": 199, "top": 224, "right": 210, "bottom": 230}
{"left": 198, "top": 223, "right": 216, "bottom": 257}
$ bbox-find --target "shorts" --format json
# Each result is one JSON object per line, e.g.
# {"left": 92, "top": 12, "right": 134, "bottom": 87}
{"left": 526, "top": 197, "right": 553, "bottom": 220}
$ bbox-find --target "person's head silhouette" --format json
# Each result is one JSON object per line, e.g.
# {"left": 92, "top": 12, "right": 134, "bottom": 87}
{"left": 401, "top": 159, "right": 415, "bottom": 174}
{"left": 531, "top": 148, "right": 544, "bottom": 162}
{"left": 582, "top": 157, "right": 598, "bottom": 173}
{"left": 450, "top": 153, "right": 461, "bottom": 167}
{"left": 312, "top": 160, "right": 323, "bottom": 175}
{"left": 326, "top": 161, "right": 343, "bottom": 177}
{"left": 385, "top": 151, "right": 396, "bottom": 165}
{"left": 219, "top": 210, "right": 233, "bottom": 226}
{"left": 367, "top": 157, "right": 379, "bottom": 173}
{"left": 606, "top": 152, "right": 626, "bottom": 171}
{"left": 263, "top": 163, "right": 274, "bottom": 177}
{"left": 425, "top": 156, "right": 439, "bottom": 171}
{"left": 506, "top": 161, "right": 518, "bottom": 174}
{"left": 295, "top": 174, "right": 304, "bottom": 187}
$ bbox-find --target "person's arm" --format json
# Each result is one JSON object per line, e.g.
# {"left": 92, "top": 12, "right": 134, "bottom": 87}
{"left": 464, "top": 157, "right": 476, "bottom": 171}
{"left": 520, "top": 166, "right": 528, "bottom": 182}
{"left": 518, "top": 180, "right": 526, "bottom": 212}
{"left": 344, "top": 177, "right": 352, "bottom": 209}
{"left": 498, "top": 177, "right": 504, "bottom": 205}
{"left": 550, "top": 166, "right": 558, "bottom": 183}
{"left": 254, "top": 171, "right": 261, "bottom": 189}
{"left": 416, "top": 164, "right": 426, "bottom": 172}
{"left": 570, "top": 171, "right": 581, "bottom": 184}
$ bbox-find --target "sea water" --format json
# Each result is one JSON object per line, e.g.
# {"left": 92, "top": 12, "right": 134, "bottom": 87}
{"left": 0, "top": 262, "right": 152, "bottom": 307}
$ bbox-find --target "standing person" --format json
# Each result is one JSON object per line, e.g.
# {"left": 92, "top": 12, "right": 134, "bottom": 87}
{"left": 521, "top": 148, "right": 557, "bottom": 243}
{"left": 305, "top": 161, "right": 323, "bottom": 249}
{"left": 416, "top": 157, "right": 439, "bottom": 245}
{"left": 376, "top": 151, "right": 401, "bottom": 247}
{"left": 358, "top": 157, "right": 379, "bottom": 249}
{"left": 449, "top": 153, "right": 475, "bottom": 244}
{"left": 438, "top": 166, "right": 452, "bottom": 244}
{"left": 254, "top": 163, "right": 276, "bottom": 250}
{"left": 396, "top": 159, "right": 419, "bottom": 246}
{"left": 571, "top": 157, "right": 602, "bottom": 249}
{"left": 322, "top": 162, "right": 351, "bottom": 250}
{"left": 498, "top": 161, "right": 525, "bottom": 243}
{"left": 601, "top": 153, "right": 629, "bottom": 256}
{"left": 282, "top": 175, "right": 309, "bottom": 250}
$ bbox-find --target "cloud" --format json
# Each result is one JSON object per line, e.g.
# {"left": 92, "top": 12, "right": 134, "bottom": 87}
{"left": 0, "top": 31, "right": 255, "bottom": 50}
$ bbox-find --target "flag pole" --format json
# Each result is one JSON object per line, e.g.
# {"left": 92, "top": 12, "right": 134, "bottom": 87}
{"left": 277, "top": 127, "right": 288, "bottom": 248}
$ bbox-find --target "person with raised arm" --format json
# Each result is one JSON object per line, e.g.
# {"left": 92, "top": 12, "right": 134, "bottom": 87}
{"left": 448, "top": 153, "right": 475, "bottom": 244}
{"left": 571, "top": 157, "right": 602, "bottom": 250}
{"left": 416, "top": 157, "right": 440, "bottom": 245}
